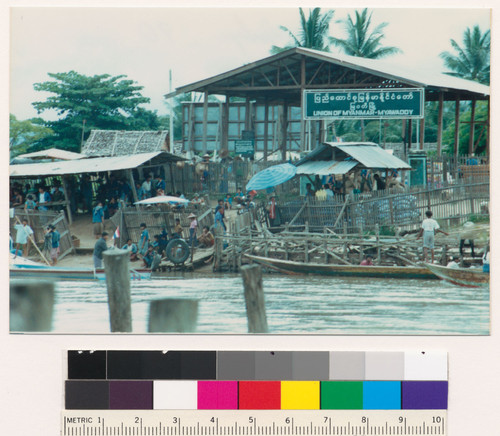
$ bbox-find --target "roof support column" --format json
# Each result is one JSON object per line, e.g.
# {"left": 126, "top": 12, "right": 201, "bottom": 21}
{"left": 437, "top": 92, "right": 444, "bottom": 156}
{"left": 202, "top": 91, "right": 208, "bottom": 154}
{"left": 468, "top": 97, "right": 476, "bottom": 155}
{"left": 419, "top": 117, "right": 425, "bottom": 150}
{"left": 221, "top": 97, "right": 229, "bottom": 155}
{"left": 454, "top": 94, "right": 460, "bottom": 157}
{"left": 127, "top": 169, "right": 139, "bottom": 203}
{"left": 60, "top": 176, "right": 73, "bottom": 226}
{"left": 486, "top": 98, "right": 490, "bottom": 158}
{"left": 300, "top": 55, "right": 306, "bottom": 153}
{"left": 245, "top": 98, "right": 251, "bottom": 130}
{"left": 263, "top": 100, "right": 269, "bottom": 161}
{"left": 187, "top": 103, "right": 195, "bottom": 156}
{"left": 408, "top": 119, "right": 413, "bottom": 151}
{"left": 320, "top": 120, "right": 327, "bottom": 143}
{"left": 281, "top": 101, "right": 288, "bottom": 161}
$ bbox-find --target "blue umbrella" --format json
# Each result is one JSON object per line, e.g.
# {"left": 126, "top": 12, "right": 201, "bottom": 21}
{"left": 246, "top": 163, "right": 297, "bottom": 191}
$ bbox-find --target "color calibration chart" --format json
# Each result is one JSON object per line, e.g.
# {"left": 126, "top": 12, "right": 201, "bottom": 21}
{"left": 63, "top": 350, "right": 448, "bottom": 435}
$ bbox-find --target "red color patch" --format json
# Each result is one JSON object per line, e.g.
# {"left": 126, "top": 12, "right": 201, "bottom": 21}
{"left": 239, "top": 381, "right": 281, "bottom": 409}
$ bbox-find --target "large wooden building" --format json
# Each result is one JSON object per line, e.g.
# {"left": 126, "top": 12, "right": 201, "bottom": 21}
{"left": 165, "top": 47, "right": 489, "bottom": 159}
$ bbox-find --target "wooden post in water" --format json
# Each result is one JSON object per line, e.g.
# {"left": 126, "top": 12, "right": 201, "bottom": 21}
{"left": 148, "top": 299, "right": 198, "bottom": 333}
{"left": 343, "top": 220, "right": 348, "bottom": 260}
{"left": 376, "top": 224, "right": 381, "bottom": 264}
{"left": 10, "top": 280, "right": 54, "bottom": 332}
{"left": 213, "top": 226, "right": 223, "bottom": 272}
{"left": 241, "top": 264, "right": 268, "bottom": 333}
{"left": 103, "top": 249, "right": 132, "bottom": 332}
{"left": 323, "top": 228, "right": 328, "bottom": 263}
{"left": 358, "top": 223, "right": 364, "bottom": 264}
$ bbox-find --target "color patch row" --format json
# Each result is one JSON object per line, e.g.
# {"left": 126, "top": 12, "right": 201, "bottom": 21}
{"left": 65, "top": 380, "right": 448, "bottom": 410}
{"left": 68, "top": 351, "right": 448, "bottom": 381}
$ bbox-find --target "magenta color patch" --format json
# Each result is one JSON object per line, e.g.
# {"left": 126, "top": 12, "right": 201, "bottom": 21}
{"left": 198, "top": 381, "right": 238, "bottom": 409}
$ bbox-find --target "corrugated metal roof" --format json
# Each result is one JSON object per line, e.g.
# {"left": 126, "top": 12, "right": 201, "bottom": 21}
{"left": 330, "top": 143, "right": 411, "bottom": 170}
{"left": 166, "top": 47, "right": 489, "bottom": 99}
{"left": 16, "top": 148, "right": 85, "bottom": 161}
{"left": 10, "top": 152, "right": 164, "bottom": 177}
{"left": 296, "top": 160, "right": 358, "bottom": 175}
{"left": 299, "top": 48, "right": 489, "bottom": 97}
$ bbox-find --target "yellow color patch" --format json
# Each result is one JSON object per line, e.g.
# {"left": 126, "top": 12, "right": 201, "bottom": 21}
{"left": 281, "top": 381, "right": 320, "bottom": 409}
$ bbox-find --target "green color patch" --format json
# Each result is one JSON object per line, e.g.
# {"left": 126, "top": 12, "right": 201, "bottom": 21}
{"left": 321, "top": 381, "right": 363, "bottom": 409}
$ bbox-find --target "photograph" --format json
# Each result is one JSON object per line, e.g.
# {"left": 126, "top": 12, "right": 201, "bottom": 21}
{"left": 9, "top": 6, "right": 490, "bottom": 334}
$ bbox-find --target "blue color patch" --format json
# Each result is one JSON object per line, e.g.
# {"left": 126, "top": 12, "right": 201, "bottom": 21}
{"left": 363, "top": 381, "right": 401, "bottom": 409}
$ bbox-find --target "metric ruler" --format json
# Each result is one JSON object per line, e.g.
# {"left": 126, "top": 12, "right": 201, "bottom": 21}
{"left": 62, "top": 410, "right": 447, "bottom": 436}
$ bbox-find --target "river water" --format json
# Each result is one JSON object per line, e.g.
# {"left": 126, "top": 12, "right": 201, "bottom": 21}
{"left": 51, "top": 272, "right": 489, "bottom": 335}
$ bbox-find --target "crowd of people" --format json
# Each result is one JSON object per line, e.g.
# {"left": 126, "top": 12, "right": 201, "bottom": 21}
{"left": 92, "top": 211, "right": 218, "bottom": 270}
{"left": 10, "top": 181, "right": 67, "bottom": 212}
{"left": 12, "top": 167, "right": 489, "bottom": 274}
{"left": 304, "top": 169, "right": 405, "bottom": 202}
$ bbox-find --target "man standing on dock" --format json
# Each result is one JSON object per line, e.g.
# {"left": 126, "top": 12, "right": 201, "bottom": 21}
{"left": 92, "top": 201, "right": 105, "bottom": 239}
{"left": 47, "top": 224, "right": 60, "bottom": 265}
{"left": 417, "top": 210, "right": 449, "bottom": 263}
{"left": 93, "top": 232, "right": 109, "bottom": 268}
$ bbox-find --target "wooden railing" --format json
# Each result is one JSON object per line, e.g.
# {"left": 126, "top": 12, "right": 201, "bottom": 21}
{"left": 277, "top": 180, "right": 489, "bottom": 234}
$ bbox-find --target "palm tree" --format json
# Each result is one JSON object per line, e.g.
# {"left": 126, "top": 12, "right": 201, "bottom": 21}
{"left": 270, "top": 8, "right": 335, "bottom": 54}
{"left": 330, "top": 9, "right": 401, "bottom": 59}
{"left": 330, "top": 9, "right": 401, "bottom": 140}
{"left": 440, "top": 25, "right": 490, "bottom": 85}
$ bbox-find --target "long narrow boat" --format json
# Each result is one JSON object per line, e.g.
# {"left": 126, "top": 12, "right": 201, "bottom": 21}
{"left": 10, "top": 257, "right": 151, "bottom": 281}
{"left": 423, "top": 263, "right": 489, "bottom": 288}
{"left": 245, "top": 254, "right": 437, "bottom": 280}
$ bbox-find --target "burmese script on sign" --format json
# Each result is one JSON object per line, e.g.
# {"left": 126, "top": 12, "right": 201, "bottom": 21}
{"left": 304, "top": 89, "right": 424, "bottom": 120}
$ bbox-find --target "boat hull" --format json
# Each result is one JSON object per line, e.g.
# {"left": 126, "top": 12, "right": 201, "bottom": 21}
{"left": 10, "top": 266, "right": 151, "bottom": 281}
{"left": 423, "top": 263, "right": 489, "bottom": 288}
{"left": 245, "top": 255, "right": 437, "bottom": 280}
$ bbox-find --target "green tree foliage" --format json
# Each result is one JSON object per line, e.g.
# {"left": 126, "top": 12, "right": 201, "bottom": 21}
{"left": 330, "top": 9, "right": 401, "bottom": 59}
{"left": 9, "top": 114, "right": 53, "bottom": 157}
{"left": 442, "top": 101, "right": 488, "bottom": 155}
{"left": 271, "top": 8, "right": 335, "bottom": 54}
{"left": 32, "top": 71, "right": 160, "bottom": 152}
{"left": 440, "top": 25, "right": 490, "bottom": 85}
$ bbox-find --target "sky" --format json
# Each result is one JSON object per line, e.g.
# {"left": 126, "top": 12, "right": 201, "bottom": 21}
{"left": 9, "top": 6, "right": 491, "bottom": 121}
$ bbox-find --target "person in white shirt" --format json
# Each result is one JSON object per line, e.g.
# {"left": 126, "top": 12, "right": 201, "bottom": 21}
{"left": 141, "top": 176, "right": 152, "bottom": 199}
{"left": 417, "top": 210, "right": 449, "bottom": 263}
{"left": 446, "top": 256, "right": 461, "bottom": 269}
{"left": 14, "top": 218, "right": 34, "bottom": 257}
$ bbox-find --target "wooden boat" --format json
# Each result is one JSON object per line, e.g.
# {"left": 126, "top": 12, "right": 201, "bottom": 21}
{"left": 10, "top": 257, "right": 151, "bottom": 281}
{"left": 245, "top": 254, "right": 437, "bottom": 280}
{"left": 423, "top": 263, "right": 489, "bottom": 288}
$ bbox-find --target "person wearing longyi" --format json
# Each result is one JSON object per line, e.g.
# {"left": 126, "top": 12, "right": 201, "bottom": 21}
{"left": 188, "top": 213, "right": 198, "bottom": 246}
{"left": 48, "top": 224, "right": 61, "bottom": 265}
{"left": 138, "top": 223, "right": 149, "bottom": 256}
{"left": 92, "top": 201, "right": 105, "bottom": 239}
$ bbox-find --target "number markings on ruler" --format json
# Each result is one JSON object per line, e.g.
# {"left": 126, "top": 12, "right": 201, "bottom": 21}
{"left": 62, "top": 411, "right": 446, "bottom": 436}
